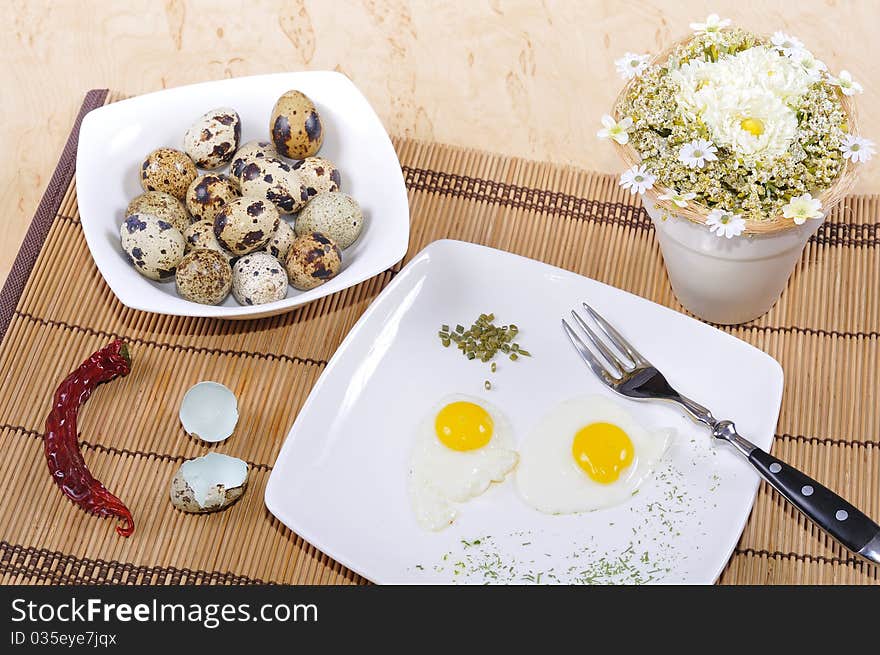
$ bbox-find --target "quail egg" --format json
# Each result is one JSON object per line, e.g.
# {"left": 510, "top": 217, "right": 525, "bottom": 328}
{"left": 170, "top": 452, "right": 248, "bottom": 514}
{"left": 183, "top": 220, "right": 232, "bottom": 260}
{"left": 140, "top": 147, "right": 198, "bottom": 200}
{"left": 179, "top": 381, "right": 238, "bottom": 443}
{"left": 236, "top": 156, "right": 307, "bottom": 215}
{"left": 229, "top": 140, "right": 277, "bottom": 180}
{"left": 265, "top": 218, "right": 295, "bottom": 261}
{"left": 292, "top": 156, "right": 341, "bottom": 200}
{"left": 120, "top": 213, "right": 185, "bottom": 281}
{"left": 175, "top": 249, "right": 233, "bottom": 305}
{"left": 185, "top": 173, "right": 240, "bottom": 223}
{"left": 214, "top": 197, "right": 280, "bottom": 256}
{"left": 125, "top": 191, "right": 191, "bottom": 234}
{"left": 270, "top": 90, "right": 323, "bottom": 159}
{"left": 232, "top": 252, "right": 289, "bottom": 306}
{"left": 294, "top": 192, "right": 364, "bottom": 249}
{"left": 183, "top": 107, "right": 242, "bottom": 169}
{"left": 284, "top": 232, "right": 342, "bottom": 290}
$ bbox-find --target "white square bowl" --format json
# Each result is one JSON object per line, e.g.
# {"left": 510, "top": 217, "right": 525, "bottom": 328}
{"left": 76, "top": 71, "right": 409, "bottom": 319}
{"left": 265, "top": 240, "right": 784, "bottom": 584}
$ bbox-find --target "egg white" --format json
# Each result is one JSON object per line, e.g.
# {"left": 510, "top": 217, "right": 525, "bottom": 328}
{"left": 515, "top": 395, "right": 672, "bottom": 514}
{"left": 409, "top": 395, "right": 518, "bottom": 531}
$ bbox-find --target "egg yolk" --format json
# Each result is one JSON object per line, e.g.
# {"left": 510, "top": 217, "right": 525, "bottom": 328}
{"left": 571, "top": 422, "right": 634, "bottom": 484}
{"left": 435, "top": 401, "right": 493, "bottom": 451}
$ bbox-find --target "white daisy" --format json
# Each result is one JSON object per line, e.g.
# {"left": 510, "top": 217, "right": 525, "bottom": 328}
{"left": 689, "top": 14, "right": 730, "bottom": 38}
{"left": 615, "top": 52, "right": 651, "bottom": 80}
{"left": 706, "top": 209, "right": 746, "bottom": 238}
{"left": 782, "top": 193, "right": 823, "bottom": 225}
{"left": 770, "top": 31, "right": 805, "bottom": 57}
{"left": 658, "top": 191, "right": 697, "bottom": 208}
{"left": 678, "top": 139, "right": 719, "bottom": 168}
{"left": 839, "top": 135, "right": 876, "bottom": 163}
{"left": 832, "top": 70, "right": 863, "bottom": 96}
{"left": 597, "top": 115, "right": 633, "bottom": 145}
{"left": 793, "top": 50, "right": 827, "bottom": 80}
{"left": 619, "top": 165, "right": 656, "bottom": 195}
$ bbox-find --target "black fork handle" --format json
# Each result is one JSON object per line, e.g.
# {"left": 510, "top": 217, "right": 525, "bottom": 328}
{"left": 714, "top": 421, "right": 880, "bottom": 563}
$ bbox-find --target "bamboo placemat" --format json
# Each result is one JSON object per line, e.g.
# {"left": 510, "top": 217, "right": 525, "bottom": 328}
{"left": 0, "top": 90, "right": 877, "bottom": 585}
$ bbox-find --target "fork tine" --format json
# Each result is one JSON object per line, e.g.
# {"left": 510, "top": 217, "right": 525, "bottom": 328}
{"left": 569, "top": 310, "right": 625, "bottom": 376}
{"left": 561, "top": 319, "right": 617, "bottom": 384}
{"left": 582, "top": 303, "right": 649, "bottom": 366}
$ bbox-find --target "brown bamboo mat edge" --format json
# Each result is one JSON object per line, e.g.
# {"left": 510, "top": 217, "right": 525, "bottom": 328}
{"left": 0, "top": 89, "right": 877, "bottom": 585}
{"left": 0, "top": 90, "right": 108, "bottom": 341}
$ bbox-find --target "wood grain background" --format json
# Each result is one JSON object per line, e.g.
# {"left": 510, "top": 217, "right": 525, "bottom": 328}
{"left": 2, "top": 0, "right": 877, "bottom": 286}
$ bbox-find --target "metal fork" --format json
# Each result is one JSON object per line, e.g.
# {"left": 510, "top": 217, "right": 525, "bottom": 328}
{"left": 562, "top": 302, "right": 880, "bottom": 564}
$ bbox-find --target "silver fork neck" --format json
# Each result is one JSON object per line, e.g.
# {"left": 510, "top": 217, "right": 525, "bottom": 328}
{"left": 674, "top": 394, "right": 716, "bottom": 429}
{"left": 675, "top": 396, "right": 756, "bottom": 457}
{"left": 711, "top": 420, "right": 757, "bottom": 457}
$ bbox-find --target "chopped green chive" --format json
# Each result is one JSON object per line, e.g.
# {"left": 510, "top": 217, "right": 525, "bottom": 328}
{"left": 437, "top": 313, "right": 533, "bottom": 367}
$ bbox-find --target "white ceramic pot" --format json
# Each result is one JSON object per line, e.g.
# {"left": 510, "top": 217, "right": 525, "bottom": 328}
{"left": 644, "top": 196, "right": 823, "bottom": 325}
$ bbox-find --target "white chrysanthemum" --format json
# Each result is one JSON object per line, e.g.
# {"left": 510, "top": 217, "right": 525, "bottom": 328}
{"left": 770, "top": 31, "right": 804, "bottom": 57}
{"left": 793, "top": 50, "right": 827, "bottom": 80}
{"left": 840, "top": 135, "right": 875, "bottom": 163}
{"left": 782, "top": 194, "right": 823, "bottom": 225}
{"left": 706, "top": 209, "right": 746, "bottom": 238}
{"left": 832, "top": 70, "right": 863, "bottom": 96}
{"left": 597, "top": 114, "right": 633, "bottom": 144}
{"left": 657, "top": 191, "right": 696, "bottom": 208}
{"left": 678, "top": 139, "right": 718, "bottom": 168}
{"left": 619, "top": 165, "right": 655, "bottom": 195}
{"left": 670, "top": 46, "right": 813, "bottom": 161}
{"left": 615, "top": 53, "right": 651, "bottom": 80}
{"left": 690, "top": 14, "right": 730, "bottom": 38}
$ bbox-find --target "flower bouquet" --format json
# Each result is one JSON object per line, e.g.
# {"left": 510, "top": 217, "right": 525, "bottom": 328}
{"left": 599, "top": 14, "right": 873, "bottom": 324}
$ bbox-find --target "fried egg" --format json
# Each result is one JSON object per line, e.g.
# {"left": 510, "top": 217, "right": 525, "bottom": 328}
{"left": 409, "top": 395, "right": 518, "bottom": 531}
{"left": 516, "top": 395, "right": 671, "bottom": 514}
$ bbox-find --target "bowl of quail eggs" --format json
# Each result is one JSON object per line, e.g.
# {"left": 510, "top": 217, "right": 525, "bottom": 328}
{"left": 76, "top": 72, "right": 410, "bottom": 319}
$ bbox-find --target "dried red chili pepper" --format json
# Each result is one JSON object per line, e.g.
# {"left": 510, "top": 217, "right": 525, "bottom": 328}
{"left": 43, "top": 339, "right": 134, "bottom": 537}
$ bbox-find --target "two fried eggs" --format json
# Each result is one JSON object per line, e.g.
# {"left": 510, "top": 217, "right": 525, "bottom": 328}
{"left": 408, "top": 394, "right": 672, "bottom": 530}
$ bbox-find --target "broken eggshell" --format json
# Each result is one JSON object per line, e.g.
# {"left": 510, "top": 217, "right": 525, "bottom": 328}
{"left": 170, "top": 452, "right": 249, "bottom": 513}
{"left": 179, "top": 381, "right": 238, "bottom": 443}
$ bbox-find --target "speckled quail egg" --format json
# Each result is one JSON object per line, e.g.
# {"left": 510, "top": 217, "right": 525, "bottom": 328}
{"left": 229, "top": 140, "right": 277, "bottom": 180}
{"left": 236, "top": 156, "right": 307, "bottom": 215}
{"left": 292, "top": 156, "right": 341, "bottom": 200}
{"left": 185, "top": 173, "right": 240, "bottom": 223}
{"left": 175, "top": 249, "right": 232, "bottom": 304}
{"left": 183, "top": 107, "right": 242, "bottom": 169}
{"left": 284, "top": 232, "right": 342, "bottom": 290}
{"left": 120, "top": 213, "right": 185, "bottom": 281}
{"left": 294, "top": 192, "right": 364, "bottom": 249}
{"left": 232, "top": 252, "right": 289, "bottom": 306}
{"left": 170, "top": 452, "right": 248, "bottom": 514}
{"left": 183, "top": 220, "right": 233, "bottom": 260}
{"left": 270, "top": 90, "right": 323, "bottom": 159}
{"left": 265, "top": 218, "right": 295, "bottom": 261}
{"left": 140, "top": 147, "right": 198, "bottom": 200}
{"left": 214, "top": 197, "right": 280, "bottom": 256}
{"left": 125, "top": 191, "right": 191, "bottom": 234}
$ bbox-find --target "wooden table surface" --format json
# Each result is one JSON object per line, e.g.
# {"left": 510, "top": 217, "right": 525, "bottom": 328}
{"left": 2, "top": 0, "right": 877, "bottom": 287}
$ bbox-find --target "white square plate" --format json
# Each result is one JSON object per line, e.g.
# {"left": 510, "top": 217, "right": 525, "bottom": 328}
{"left": 265, "top": 240, "right": 784, "bottom": 583}
{"left": 76, "top": 71, "right": 409, "bottom": 319}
